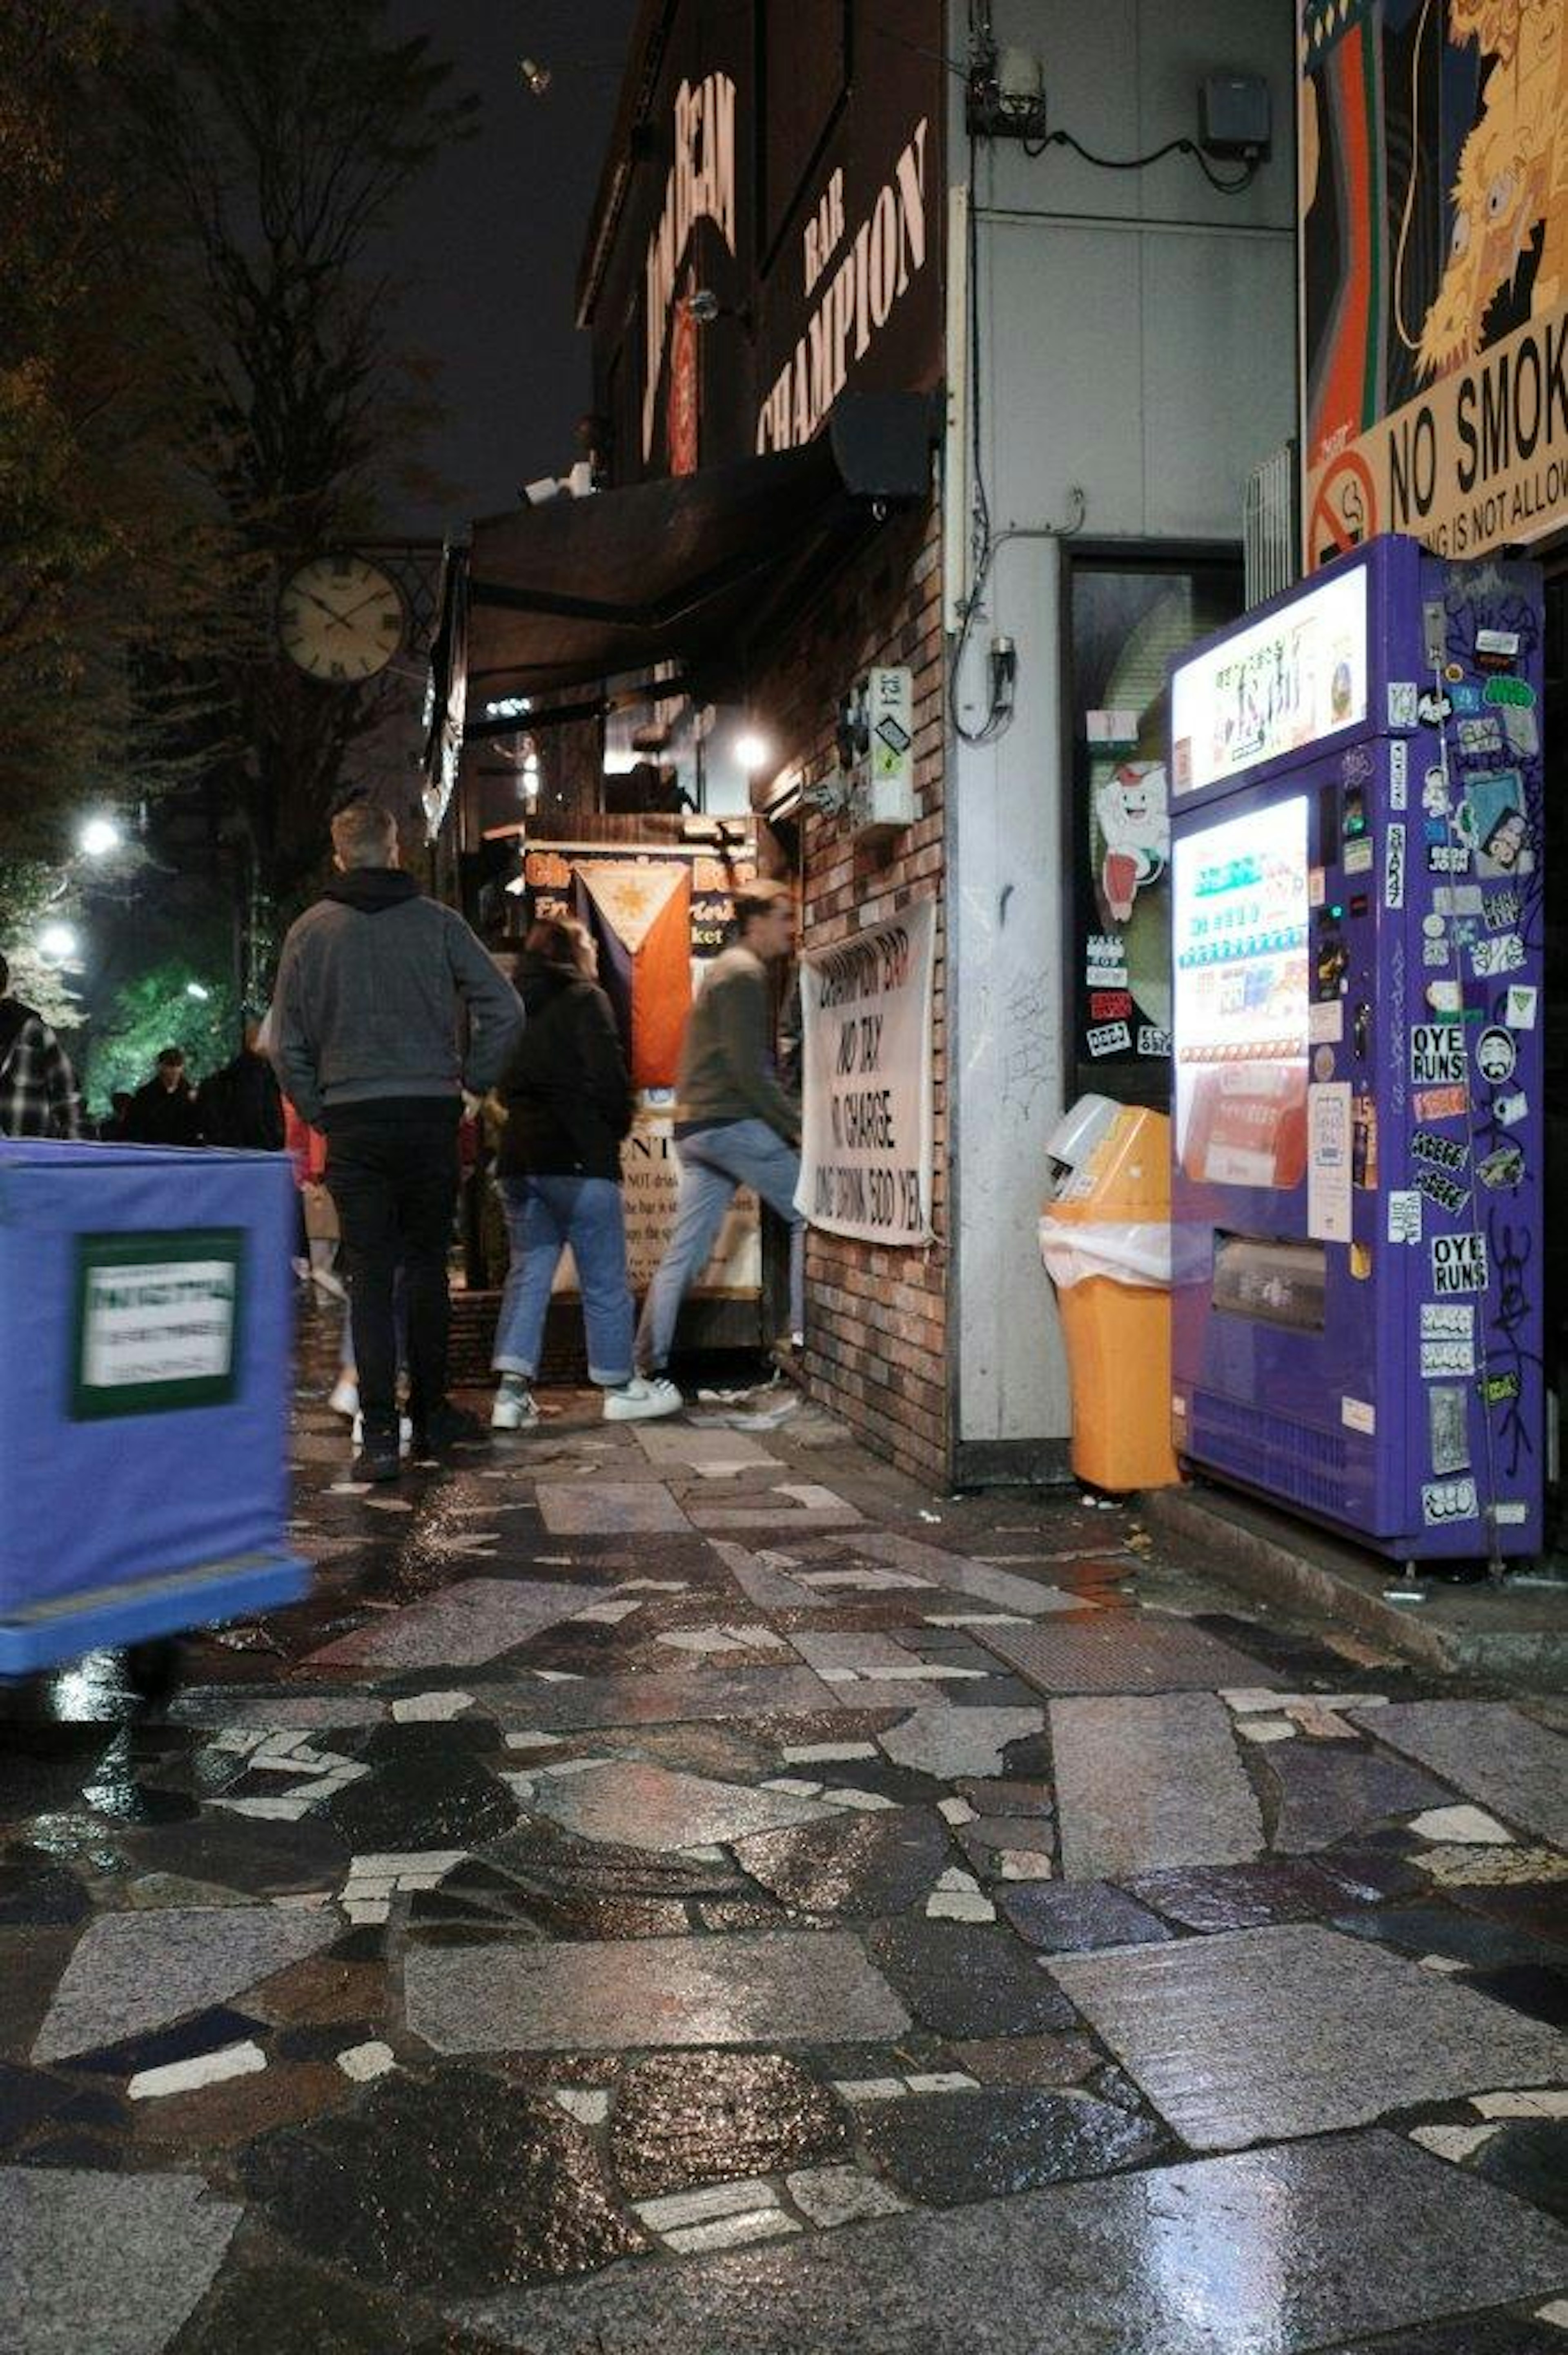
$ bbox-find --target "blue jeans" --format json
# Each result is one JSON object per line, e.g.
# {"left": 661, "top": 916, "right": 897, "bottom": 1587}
{"left": 635, "top": 1118, "right": 804, "bottom": 1374}
{"left": 494, "top": 1175, "right": 634, "bottom": 1387}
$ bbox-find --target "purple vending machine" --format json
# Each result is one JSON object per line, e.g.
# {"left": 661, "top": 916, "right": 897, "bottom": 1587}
{"left": 1167, "top": 533, "right": 1544, "bottom": 1566}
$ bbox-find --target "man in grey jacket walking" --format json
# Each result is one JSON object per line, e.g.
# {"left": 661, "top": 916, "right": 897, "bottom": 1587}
{"left": 269, "top": 798, "right": 523, "bottom": 1478}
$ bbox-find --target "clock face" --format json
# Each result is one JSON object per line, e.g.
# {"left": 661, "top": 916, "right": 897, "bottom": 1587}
{"left": 278, "top": 554, "right": 404, "bottom": 682}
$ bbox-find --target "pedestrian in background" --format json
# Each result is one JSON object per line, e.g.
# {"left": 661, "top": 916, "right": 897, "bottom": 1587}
{"left": 634, "top": 880, "right": 803, "bottom": 1402}
{"left": 490, "top": 915, "right": 677, "bottom": 1430}
{"left": 267, "top": 796, "right": 523, "bottom": 1480}
{"left": 0, "top": 953, "right": 85, "bottom": 1140}
{"left": 197, "top": 1016, "right": 284, "bottom": 1150}
{"left": 125, "top": 1046, "right": 201, "bottom": 1146}
{"left": 99, "top": 1090, "right": 134, "bottom": 1144}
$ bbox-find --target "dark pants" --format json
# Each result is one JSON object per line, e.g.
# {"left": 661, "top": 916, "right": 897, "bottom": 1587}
{"left": 324, "top": 1101, "right": 460, "bottom": 1431}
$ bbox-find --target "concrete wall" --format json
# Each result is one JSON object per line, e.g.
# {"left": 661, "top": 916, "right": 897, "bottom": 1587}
{"left": 946, "top": 0, "right": 1298, "bottom": 1474}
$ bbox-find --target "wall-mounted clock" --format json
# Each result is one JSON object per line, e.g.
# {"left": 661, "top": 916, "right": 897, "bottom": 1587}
{"left": 278, "top": 553, "right": 404, "bottom": 682}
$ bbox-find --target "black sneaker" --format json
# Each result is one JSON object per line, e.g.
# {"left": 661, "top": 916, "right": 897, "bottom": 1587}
{"left": 409, "top": 1401, "right": 489, "bottom": 1458}
{"left": 352, "top": 1416, "right": 401, "bottom": 1483}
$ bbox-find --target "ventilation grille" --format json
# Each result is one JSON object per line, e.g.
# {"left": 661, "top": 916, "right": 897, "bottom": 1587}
{"left": 1189, "top": 1387, "right": 1347, "bottom": 1515}
{"left": 1244, "top": 441, "right": 1300, "bottom": 609}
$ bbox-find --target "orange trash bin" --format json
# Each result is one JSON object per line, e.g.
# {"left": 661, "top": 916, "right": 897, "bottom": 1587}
{"left": 1039, "top": 1097, "right": 1181, "bottom": 1493}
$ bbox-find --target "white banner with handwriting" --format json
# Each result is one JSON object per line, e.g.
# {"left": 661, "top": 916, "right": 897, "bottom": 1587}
{"left": 797, "top": 899, "right": 935, "bottom": 1245}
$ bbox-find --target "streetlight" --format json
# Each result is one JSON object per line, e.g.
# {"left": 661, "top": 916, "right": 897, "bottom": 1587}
{"left": 735, "top": 731, "right": 770, "bottom": 774}
{"left": 37, "top": 922, "right": 79, "bottom": 963}
{"left": 185, "top": 981, "right": 211, "bottom": 1001}
{"left": 78, "top": 816, "right": 123, "bottom": 859}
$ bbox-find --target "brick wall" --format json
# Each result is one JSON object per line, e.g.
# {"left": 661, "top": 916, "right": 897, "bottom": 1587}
{"left": 751, "top": 497, "right": 949, "bottom": 1485}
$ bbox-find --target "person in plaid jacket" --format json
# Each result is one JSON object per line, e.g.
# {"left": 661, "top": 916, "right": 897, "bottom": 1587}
{"left": 0, "top": 953, "right": 85, "bottom": 1140}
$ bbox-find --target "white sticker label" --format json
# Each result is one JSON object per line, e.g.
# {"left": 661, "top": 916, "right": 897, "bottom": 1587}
{"left": 1471, "top": 933, "right": 1525, "bottom": 979}
{"left": 1388, "top": 681, "right": 1419, "bottom": 727}
{"left": 1430, "top": 1233, "right": 1488, "bottom": 1293}
{"left": 1086, "top": 1022, "right": 1132, "bottom": 1057}
{"left": 1433, "top": 885, "right": 1484, "bottom": 915}
{"left": 1309, "top": 866, "right": 1326, "bottom": 908}
{"left": 1309, "top": 999, "right": 1344, "bottom": 1045}
{"left": 1344, "top": 838, "right": 1374, "bottom": 875}
{"left": 1495, "top": 1500, "right": 1528, "bottom": 1526}
{"left": 1426, "top": 981, "right": 1461, "bottom": 1014}
{"left": 1388, "top": 1191, "right": 1423, "bottom": 1244}
{"left": 1422, "top": 1476, "right": 1479, "bottom": 1525}
{"left": 1341, "top": 1396, "right": 1376, "bottom": 1434}
{"left": 1136, "top": 1025, "right": 1170, "bottom": 1057}
{"left": 1421, "top": 1338, "right": 1476, "bottom": 1378}
{"left": 1496, "top": 1090, "right": 1528, "bottom": 1127}
{"left": 1505, "top": 983, "right": 1538, "bottom": 1029}
{"left": 1410, "top": 1025, "right": 1466, "bottom": 1085}
{"left": 1389, "top": 740, "right": 1408, "bottom": 808}
{"left": 1308, "top": 1083, "right": 1353, "bottom": 1244}
{"left": 1421, "top": 1303, "right": 1474, "bottom": 1340}
{"left": 1475, "top": 627, "right": 1520, "bottom": 658}
{"left": 1474, "top": 1027, "right": 1517, "bottom": 1084}
{"left": 1385, "top": 823, "right": 1405, "bottom": 909}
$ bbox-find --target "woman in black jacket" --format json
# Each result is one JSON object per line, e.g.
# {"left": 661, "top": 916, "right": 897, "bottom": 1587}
{"left": 490, "top": 917, "right": 679, "bottom": 1427}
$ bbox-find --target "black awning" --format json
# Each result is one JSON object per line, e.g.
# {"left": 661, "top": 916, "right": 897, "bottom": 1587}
{"left": 439, "top": 393, "right": 933, "bottom": 742}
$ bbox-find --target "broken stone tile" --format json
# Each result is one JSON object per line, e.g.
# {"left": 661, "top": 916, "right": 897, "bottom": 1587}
{"left": 0, "top": 2171, "right": 238, "bottom": 2348}
{"left": 527, "top": 1761, "right": 834, "bottom": 1852}
{"left": 947, "top": 2034, "right": 1102, "bottom": 2089}
{"left": 1051, "top": 1694, "right": 1263, "bottom": 1882}
{"left": 1474, "top": 2090, "right": 1568, "bottom": 2120}
{"left": 407, "top": 1929, "right": 911, "bottom": 2054}
{"left": 552, "top": 2085, "right": 609, "bottom": 2125}
{"left": 705, "top": 1540, "right": 819, "bottom": 1610}
{"left": 786, "top": 2163, "right": 908, "bottom": 2227}
{"left": 448, "top": 2130, "right": 1568, "bottom": 2355}
{"left": 1410, "top": 1805, "right": 1516, "bottom": 1846}
{"left": 1422, "top": 1847, "right": 1568, "bottom": 1890}
{"left": 851, "top": 1530, "right": 1082, "bottom": 1615}
{"left": 956, "top": 1778, "right": 1054, "bottom": 1817}
{"left": 1124, "top": 1857, "right": 1383, "bottom": 1935}
{"left": 31, "top": 1906, "right": 339, "bottom": 2063}
{"left": 1236, "top": 1717, "right": 1296, "bottom": 1744}
{"left": 867, "top": 1919, "right": 1078, "bottom": 2040}
{"left": 390, "top": 1691, "right": 475, "bottom": 1723}
{"left": 1473, "top": 2120, "right": 1568, "bottom": 2223}
{"left": 663, "top": 2208, "right": 800, "bottom": 2255}
{"left": 1410, "top": 2121, "right": 1501, "bottom": 2161}
{"left": 488, "top": 1666, "right": 877, "bottom": 1734}
{"left": 862, "top": 2085, "right": 1166, "bottom": 2206}
{"left": 127, "top": 2040, "right": 266, "bottom": 2101}
{"left": 1353, "top": 1704, "right": 1568, "bottom": 1849}
{"left": 337, "top": 2041, "right": 396, "bottom": 2083}
{"left": 532, "top": 1483, "right": 690, "bottom": 1534}
{"left": 983, "top": 1617, "right": 1281, "bottom": 1695}
{"left": 612, "top": 2053, "right": 848, "bottom": 2196}
{"left": 731, "top": 1808, "right": 949, "bottom": 1920}
{"left": 878, "top": 1706, "right": 1045, "bottom": 1782}
{"left": 999, "top": 1882, "right": 1174, "bottom": 1954}
{"left": 1051, "top": 1924, "right": 1565, "bottom": 2151}
{"left": 784, "top": 1742, "right": 880, "bottom": 1766}
{"left": 303, "top": 1578, "right": 604, "bottom": 1671}
{"left": 243, "top": 2065, "right": 645, "bottom": 2293}
{"left": 1261, "top": 1742, "right": 1456, "bottom": 1853}
{"left": 634, "top": 1426, "right": 779, "bottom": 1469}
{"left": 657, "top": 1624, "right": 786, "bottom": 1655}
{"left": 926, "top": 1890, "right": 997, "bottom": 1922}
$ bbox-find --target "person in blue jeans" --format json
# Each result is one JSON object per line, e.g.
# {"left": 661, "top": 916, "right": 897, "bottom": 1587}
{"left": 635, "top": 880, "right": 804, "bottom": 1401}
{"left": 490, "top": 916, "right": 679, "bottom": 1428}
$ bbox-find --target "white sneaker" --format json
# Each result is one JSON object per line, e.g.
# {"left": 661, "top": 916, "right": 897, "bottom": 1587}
{"left": 329, "top": 1376, "right": 359, "bottom": 1419}
{"left": 352, "top": 1411, "right": 413, "bottom": 1456}
{"left": 604, "top": 1374, "right": 683, "bottom": 1422}
{"left": 490, "top": 1380, "right": 539, "bottom": 1431}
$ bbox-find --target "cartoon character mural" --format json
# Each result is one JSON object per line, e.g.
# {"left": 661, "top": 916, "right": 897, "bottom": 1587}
{"left": 1095, "top": 762, "right": 1169, "bottom": 924}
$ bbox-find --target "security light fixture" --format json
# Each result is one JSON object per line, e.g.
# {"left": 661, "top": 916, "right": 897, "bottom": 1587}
{"left": 519, "top": 56, "right": 551, "bottom": 97}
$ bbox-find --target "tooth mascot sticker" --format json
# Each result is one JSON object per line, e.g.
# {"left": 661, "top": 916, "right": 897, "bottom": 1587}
{"left": 1095, "top": 761, "right": 1169, "bottom": 923}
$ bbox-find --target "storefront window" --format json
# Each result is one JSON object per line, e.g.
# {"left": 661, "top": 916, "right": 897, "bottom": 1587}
{"left": 1067, "top": 554, "right": 1243, "bottom": 1109}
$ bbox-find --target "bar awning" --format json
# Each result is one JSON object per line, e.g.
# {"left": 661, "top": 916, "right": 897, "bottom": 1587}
{"left": 423, "top": 393, "right": 933, "bottom": 803}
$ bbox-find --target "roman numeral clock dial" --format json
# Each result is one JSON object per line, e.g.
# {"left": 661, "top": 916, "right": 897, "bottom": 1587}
{"left": 278, "top": 554, "right": 405, "bottom": 682}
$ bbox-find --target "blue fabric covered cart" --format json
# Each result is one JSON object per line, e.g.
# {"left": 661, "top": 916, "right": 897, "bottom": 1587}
{"left": 0, "top": 1139, "right": 309, "bottom": 1674}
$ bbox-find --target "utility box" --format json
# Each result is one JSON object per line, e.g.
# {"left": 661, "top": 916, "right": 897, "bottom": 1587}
{"left": 845, "top": 666, "right": 915, "bottom": 840}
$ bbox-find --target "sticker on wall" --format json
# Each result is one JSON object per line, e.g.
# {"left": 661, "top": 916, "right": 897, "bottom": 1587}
{"left": 1456, "top": 714, "right": 1505, "bottom": 758}
{"left": 1387, "top": 1191, "right": 1423, "bottom": 1244}
{"left": 1414, "top": 1166, "right": 1469, "bottom": 1217}
{"left": 1308, "top": 1082, "right": 1353, "bottom": 1245}
{"left": 1421, "top": 1303, "right": 1474, "bottom": 1342}
{"left": 1094, "top": 762, "right": 1168, "bottom": 921}
{"left": 1388, "top": 740, "right": 1408, "bottom": 809}
{"left": 1085, "top": 934, "right": 1128, "bottom": 988}
{"left": 1428, "top": 1385, "right": 1471, "bottom": 1476}
{"left": 1421, "top": 1338, "right": 1476, "bottom": 1379}
{"left": 1089, "top": 990, "right": 1134, "bottom": 1020}
{"left": 1309, "top": 1000, "right": 1344, "bottom": 1046}
{"left": 1344, "top": 839, "right": 1374, "bottom": 875}
{"left": 1414, "top": 1084, "right": 1470, "bottom": 1123}
{"left": 1481, "top": 1369, "right": 1522, "bottom": 1406}
{"left": 1387, "top": 682, "right": 1419, "bottom": 728}
{"left": 1477, "top": 1141, "right": 1525, "bottom": 1190}
{"left": 1428, "top": 843, "right": 1471, "bottom": 874}
{"left": 1136, "top": 1024, "right": 1170, "bottom": 1056}
{"left": 1495, "top": 1089, "right": 1528, "bottom": 1127}
{"left": 1422, "top": 767, "right": 1450, "bottom": 816}
{"left": 1422, "top": 1476, "right": 1479, "bottom": 1527}
{"left": 1430, "top": 1233, "right": 1488, "bottom": 1295}
{"left": 1504, "top": 983, "right": 1538, "bottom": 1030}
{"left": 1384, "top": 823, "right": 1405, "bottom": 909}
{"left": 1417, "top": 688, "right": 1454, "bottom": 726}
{"left": 1495, "top": 1500, "right": 1528, "bottom": 1525}
{"left": 1410, "top": 1025, "right": 1467, "bottom": 1086}
{"left": 1341, "top": 1397, "right": 1376, "bottom": 1435}
{"left": 1499, "top": 702, "right": 1540, "bottom": 756}
{"left": 1471, "top": 934, "right": 1526, "bottom": 981}
{"left": 1309, "top": 865, "right": 1326, "bottom": 908}
{"left": 1450, "top": 683, "right": 1481, "bottom": 714}
{"left": 1411, "top": 1130, "right": 1468, "bottom": 1173}
{"left": 1474, "top": 1026, "right": 1517, "bottom": 1084}
{"left": 1484, "top": 671, "right": 1535, "bottom": 711}
{"left": 1086, "top": 1021, "right": 1132, "bottom": 1057}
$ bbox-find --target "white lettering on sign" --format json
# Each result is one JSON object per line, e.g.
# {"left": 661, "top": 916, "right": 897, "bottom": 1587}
{"left": 798, "top": 901, "right": 935, "bottom": 1247}
{"left": 1410, "top": 1024, "right": 1467, "bottom": 1086}
{"left": 641, "top": 74, "right": 738, "bottom": 461}
{"left": 756, "top": 117, "right": 930, "bottom": 453}
{"left": 1430, "top": 1233, "right": 1488, "bottom": 1295}
{"left": 1385, "top": 822, "right": 1405, "bottom": 909}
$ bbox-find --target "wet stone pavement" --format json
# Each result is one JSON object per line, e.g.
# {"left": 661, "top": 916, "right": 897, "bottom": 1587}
{"left": 2, "top": 1317, "right": 1567, "bottom": 2353}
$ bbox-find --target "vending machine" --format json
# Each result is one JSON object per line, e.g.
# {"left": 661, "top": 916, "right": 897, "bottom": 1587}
{"left": 1167, "top": 534, "right": 1544, "bottom": 1564}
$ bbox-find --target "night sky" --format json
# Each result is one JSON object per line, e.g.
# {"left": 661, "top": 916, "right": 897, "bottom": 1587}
{"left": 378, "top": 1, "right": 641, "bottom": 535}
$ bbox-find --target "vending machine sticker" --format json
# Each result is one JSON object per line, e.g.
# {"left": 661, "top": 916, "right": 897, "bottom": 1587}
{"left": 1421, "top": 1338, "right": 1476, "bottom": 1378}
{"left": 1387, "top": 682, "right": 1419, "bottom": 727}
{"left": 1457, "top": 714, "right": 1505, "bottom": 757}
{"left": 1428, "top": 1385, "right": 1471, "bottom": 1475}
{"left": 1389, "top": 741, "right": 1408, "bottom": 808}
{"left": 1414, "top": 1084, "right": 1469, "bottom": 1122}
{"left": 1495, "top": 1090, "right": 1528, "bottom": 1127}
{"left": 1420, "top": 1303, "right": 1474, "bottom": 1341}
{"left": 1341, "top": 1396, "right": 1376, "bottom": 1435}
{"left": 1433, "top": 885, "right": 1484, "bottom": 915}
{"left": 1422, "top": 1477, "right": 1479, "bottom": 1525}
{"left": 1410, "top": 1026, "right": 1467, "bottom": 1086}
{"left": 1483, "top": 888, "right": 1522, "bottom": 931}
{"left": 1090, "top": 990, "right": 1134, "bottom": 1020}
{"left": 1504, "top": 984, "right": 1538, "bottom": 1029}
{"left": 1085, "top": 934, "right": 1128, "bottom": 988}
{"left": 1414, "top": 1168, "right": 1469, "bottom": 1217}
{"left": 1136, "top": 1025, "right": 1169, "bottom": 1057}
{"left": 1474, "top": 1028, "right": 1517, "bottom": 1084}
{"left": 1430, "top": 1233, "right": 1488, "bottom": 1294}
{"left": 1384, "top": 824, "right": 1405, "bottom": 910}
{"left": 1497, "top": 702, "right": 1539, "bottom": 756}
{"left": 1388, "top": 1191, "right": 1423, "bottom": 1244}
{"left": 1425, "top": 981, "right": 1461, "bottom": 1014}
{"left": 1352, "top": 1095, "right": 1378, "bottom": 1188}
{"left": 1423, "top": 768, "right": 1450, "bottom": 816}
{"left": 1308, "top": 1083, "right": 1353, "bottom": 1244}
{"left": 1344, "top": 839, "right": 1374, "bottom": 875}
{"left": 1477, "top": 1142, "right": 1525, "bottom": 1190}
{"left": 1411, "top": 1131, "right": 1468, "bottom": 1172}
{"left": 1417, "top": 689, "right": 1453, "bottom": 726}
{"left": 1470, "top": 935, "right": 1525, "bottom": 981}
{"left": 1428, "top": 845, "right": 1470, "bottom": 874}
{"left": 1086, "top": 1022, "right": 1132, "bottom": 1057}
{"left": 1309, "top": 1000, "right": 1344, "bottom": 1045}
{"left": 1475, "top": 627, "right": 1521, "bottom": 661}
{"left": 1494, "top": 1501, "right": 1528, "bottom": 1526}
{"left": 1481, "top": 1369, "right": 1522, "bottom": 1405}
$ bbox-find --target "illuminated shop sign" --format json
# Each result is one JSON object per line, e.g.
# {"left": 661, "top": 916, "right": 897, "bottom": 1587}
{"left": 1170, "top": 565, "right": 1368, "bottom": 796}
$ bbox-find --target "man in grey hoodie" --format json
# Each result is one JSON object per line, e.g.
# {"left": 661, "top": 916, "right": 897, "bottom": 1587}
{"left": 269, "top": 798, "right": 523, "bottom": 1479}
